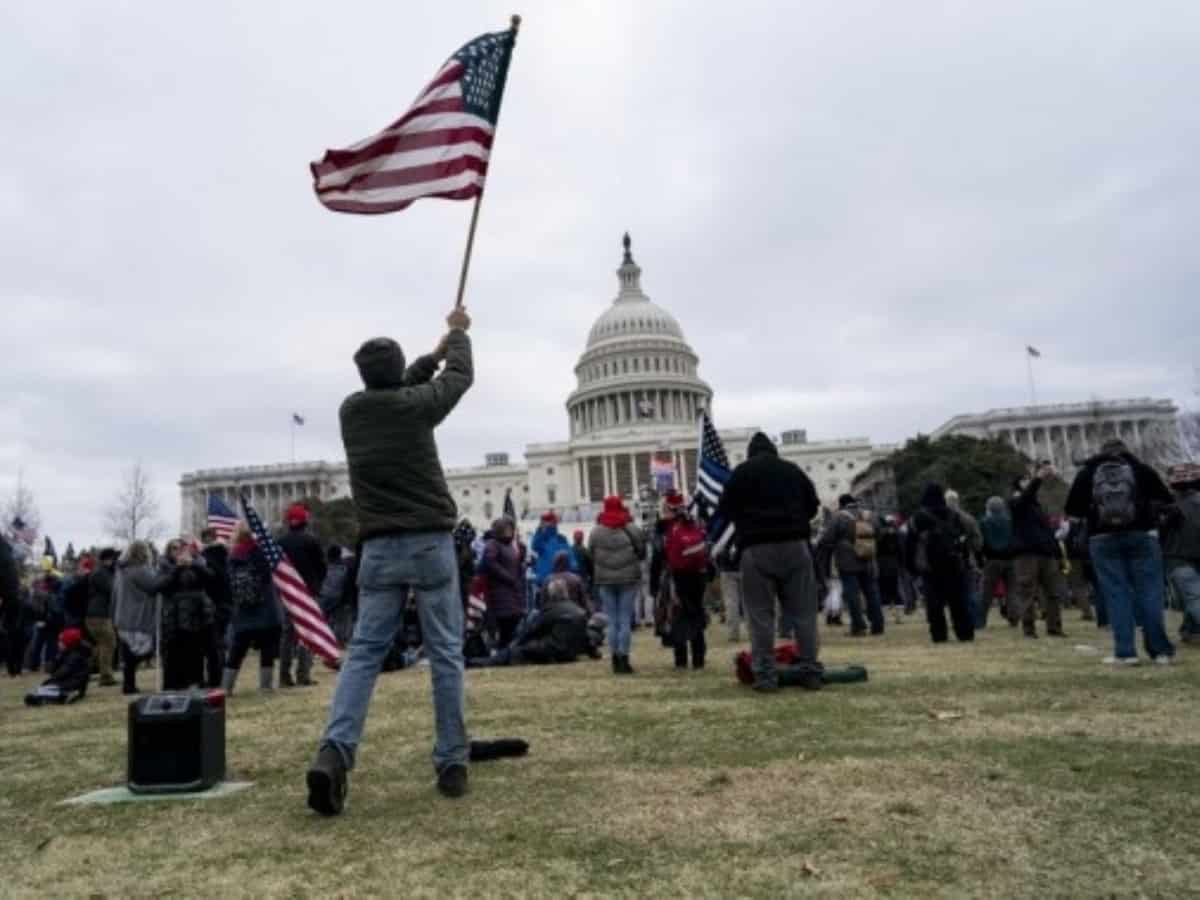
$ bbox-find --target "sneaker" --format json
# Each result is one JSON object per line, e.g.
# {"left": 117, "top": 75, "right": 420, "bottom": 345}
{"left": 436, "top": 764, "right": 469, "bottom": 799}
{"left": 1103, "top": 656, "right": 1140, "bottom": 667}
{"left": 1153, "top": 655, "right": 1176, "bottom": 666}
{"left": 306, "top": 747, "right": 348, "bottom": 816}
{"left": 280, "top": 673, "right": 297, "bottom": 688}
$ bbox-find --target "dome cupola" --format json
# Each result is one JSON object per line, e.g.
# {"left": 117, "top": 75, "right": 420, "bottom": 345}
{"left": 567, "top": 234, "right": 712, "bottom": 437}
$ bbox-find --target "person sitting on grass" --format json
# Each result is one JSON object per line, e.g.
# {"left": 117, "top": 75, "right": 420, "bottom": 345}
{"left": 542, "top": 550, "right": 591, "bottom": 614}
{"left": 24, "top": 627, "right": 92, "bottom": 706}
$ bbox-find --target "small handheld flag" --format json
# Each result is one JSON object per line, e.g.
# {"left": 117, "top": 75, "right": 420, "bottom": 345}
{"left": 240, "top": 494, "right": 341, "bottom": 667}
{"left": 206, "top": 495, "right": 240, "bottom": 544}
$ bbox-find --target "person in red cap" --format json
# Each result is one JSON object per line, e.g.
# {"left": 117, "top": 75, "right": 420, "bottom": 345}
{"left": 278, "top": 503, "right": 327, "bottom": 687}
{"left": 662, "top": 495, "right": 711, "bottom": 670}
{"left": 589, "top": 496, "right": 646, "bottom": 674}
{"left": 24, "top": 627, "right": 93, "bottom": 705}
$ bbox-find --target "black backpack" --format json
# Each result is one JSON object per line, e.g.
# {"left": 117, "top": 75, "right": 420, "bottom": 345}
{"left": 1093, "top": 459, "right": 1139, "bottom": 529}
{"left": 917, "top": 511, "right": 967, "bottom": 573}
{"left": 230, "top": 562, "right": 264, "bottom": 610}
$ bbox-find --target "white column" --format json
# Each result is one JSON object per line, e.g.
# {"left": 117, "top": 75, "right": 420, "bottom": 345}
{"left": 628, "top": 453, "right": 637, "bottom": 496}
{"left": 679, "top": 447, "right": 689, "bottom": 490}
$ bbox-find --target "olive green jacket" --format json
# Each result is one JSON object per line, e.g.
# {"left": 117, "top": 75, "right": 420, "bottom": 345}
{"left": 340, "top": 331, "right": 473, "bottom": 538}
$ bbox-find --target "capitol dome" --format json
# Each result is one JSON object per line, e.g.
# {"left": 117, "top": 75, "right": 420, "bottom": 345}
{"left": 567, "top": 234, "right": 712, "bottom": 438}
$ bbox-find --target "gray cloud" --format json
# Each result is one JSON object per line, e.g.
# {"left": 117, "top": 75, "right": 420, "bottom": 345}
{"left": 2, "top": 0, "right": 1197, "bottom": 546}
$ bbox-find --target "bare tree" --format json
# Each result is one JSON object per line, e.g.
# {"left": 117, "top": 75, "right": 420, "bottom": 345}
{"left": 1, "top": 469, "right": 40, "bottom": 539}
{"left": 104, "top": 461, "right": 166, "bottom": 543}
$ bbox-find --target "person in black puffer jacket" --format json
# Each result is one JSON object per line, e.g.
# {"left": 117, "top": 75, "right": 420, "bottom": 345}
{"left": 908, "top": 483, "right": 973, "bottom": 644}
{"left": 201, "top": 529, "right": 233, "bottom": 687}
{"left": 158, "top": 541, "right": 215, "bottom": 690}
{"left": 1008, "top": 464, "right": 1068, "bottom": 638}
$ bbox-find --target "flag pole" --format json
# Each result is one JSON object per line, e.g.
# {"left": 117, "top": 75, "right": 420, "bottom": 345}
{"left": 1027, "top": 353, "right": 1038, "bottom": 407}
{"left": 454, "top": 13, "right": 522, "bottom": 309}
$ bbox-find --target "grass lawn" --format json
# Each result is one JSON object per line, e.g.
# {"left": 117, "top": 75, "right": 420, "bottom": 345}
{"left": 3, "top": 612, "right": 1198, "bottom": 898}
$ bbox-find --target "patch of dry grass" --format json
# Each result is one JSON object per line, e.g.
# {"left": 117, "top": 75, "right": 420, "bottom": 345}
{"left": 3, "top": 613, "right": 1198, "bottom": 898}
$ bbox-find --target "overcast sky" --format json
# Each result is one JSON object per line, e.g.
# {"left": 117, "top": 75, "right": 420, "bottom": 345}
{"left": 3, "top": 0, "right": 1198, "bottom": 547}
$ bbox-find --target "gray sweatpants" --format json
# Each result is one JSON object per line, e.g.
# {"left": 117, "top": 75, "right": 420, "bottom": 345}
{"left": 740, "top": 539, "right": 822, "bottom": 687}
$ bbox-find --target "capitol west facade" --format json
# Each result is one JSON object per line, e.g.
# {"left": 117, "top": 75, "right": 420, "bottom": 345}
{"left": 179, "top": 237, "right": 1180, "bottom": 534}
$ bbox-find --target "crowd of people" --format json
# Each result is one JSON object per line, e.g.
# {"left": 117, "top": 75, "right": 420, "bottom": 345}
{"left": 0, "top": 505, "right": 360, "bottom": 705}
{"left": 3, "top": 305, "right": 1197, "bottom": 817}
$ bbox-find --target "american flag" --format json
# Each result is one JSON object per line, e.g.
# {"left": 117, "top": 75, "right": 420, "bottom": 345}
{"left": 310, "top": 24, "right": 518, "bottom": 215}
{"left": 206, "top": 495, "right": 240, "bottom": 544}
{"left": 240, "top": 494, "right": 341, "bottom": 667}
{"left": 693, "top": 412, "right": 735, "bottom": 552}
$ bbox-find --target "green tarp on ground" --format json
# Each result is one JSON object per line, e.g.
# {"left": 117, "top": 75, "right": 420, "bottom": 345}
{"left": 60, "top": 781, "right": 254, "bottom": 806}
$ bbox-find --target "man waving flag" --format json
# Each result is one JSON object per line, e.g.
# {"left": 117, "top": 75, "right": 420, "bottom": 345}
{"left": 240, "top": 494, "right": 341, "bottom": 667}
{"left": 311, "top": 22, "right": 519, "bottom": 215}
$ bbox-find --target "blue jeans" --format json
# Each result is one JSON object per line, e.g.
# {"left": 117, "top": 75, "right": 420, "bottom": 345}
{"left": 1168, "top": 563, "right": 1200, "bottom": 636}
{"left": 320, "top": 532, "right": 467, "bottom": 773}
{"left": 1089, "top": 531, "right": 1174, "bottom": 660}
{"left": 596, "top": 583, "right": 638, "bottom": 655}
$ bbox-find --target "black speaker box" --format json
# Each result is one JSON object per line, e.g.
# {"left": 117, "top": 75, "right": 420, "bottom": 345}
{"left": 128, "top": 690, "right": 226, "bottom": 794}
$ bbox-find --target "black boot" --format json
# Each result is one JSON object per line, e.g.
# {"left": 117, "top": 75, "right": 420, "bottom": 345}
{"left": 306, "top": 746, "right": 348, "bottom": 817}
{"left": 620, "top": 655, "right": 635, "bottom": 675}
{"left": 612, "top": 654, "right": 621, "bottom": 674}
{"left": 437, "top": 764, "right": 469, "bottom": 798}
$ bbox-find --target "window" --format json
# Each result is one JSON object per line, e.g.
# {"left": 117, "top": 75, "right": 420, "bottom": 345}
{"left": 847, "top": 461, "right": 856, "bottom": 470}
{"left": 523, "top": 485, "right": 529, "bottom": 493}
{"left": 827, "top": 463, "right": 835, "bottom": 471}
{"left": 547, "top": 486, "right": 557, "bottom": 504}
{"left": 462, "top": 489, "right": 471, "bottom": 497}
{"left": 484, "top": 488, "right": 491, "bottom": 495}
{"left": 483, "top": 501, "right": 494, "bottom": 519}
{"left": 546, "top": 467, "right": 555, "bottom": 476}
{"left": 654, "top": 358, "right": 661, "bottom": 371}
{"left": 633, "top": 359, "right": 640, "bottom": 372}
{"left": 829, "top": 481, "right": 839, "bottom": 491}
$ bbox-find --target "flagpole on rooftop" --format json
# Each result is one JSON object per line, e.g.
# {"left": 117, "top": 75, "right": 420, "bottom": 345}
{"left": 454, "top": 14, "right": 521, "bottom": 308}
{"left": 1026, "top": 349, "right": 1039, "bottom": 408}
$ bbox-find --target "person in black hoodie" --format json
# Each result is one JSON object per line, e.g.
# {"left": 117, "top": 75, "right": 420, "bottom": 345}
{"left": 201, "top": 528, "right": 233, "bottom": 687}
{"left": 1065, "top": 439, "right": 1174, "bottom": 664}
{"left": 717, "top": 432, "right": 823, "bottom": 692}
{"left": 1008, "top": 463, "right": 1068, "bottom": 639}
{"left": 277, "top": 504, "right": 327, "bottom": 687}
{"left": 908, "top": 483, "right": 973, "bottom": 643}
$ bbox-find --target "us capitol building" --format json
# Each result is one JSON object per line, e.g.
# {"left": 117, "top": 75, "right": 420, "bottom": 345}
{"left": 179, "top": 235, "right": 1180, "bottom": 533}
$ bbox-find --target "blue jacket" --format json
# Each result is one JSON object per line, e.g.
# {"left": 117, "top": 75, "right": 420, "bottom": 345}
{"left": 531, "top": 525, "right": 576, "bottom": 585}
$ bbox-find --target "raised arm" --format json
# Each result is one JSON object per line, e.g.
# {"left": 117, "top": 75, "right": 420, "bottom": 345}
{"left": 415, "top": 325, "right": 474, "bottom": 427}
